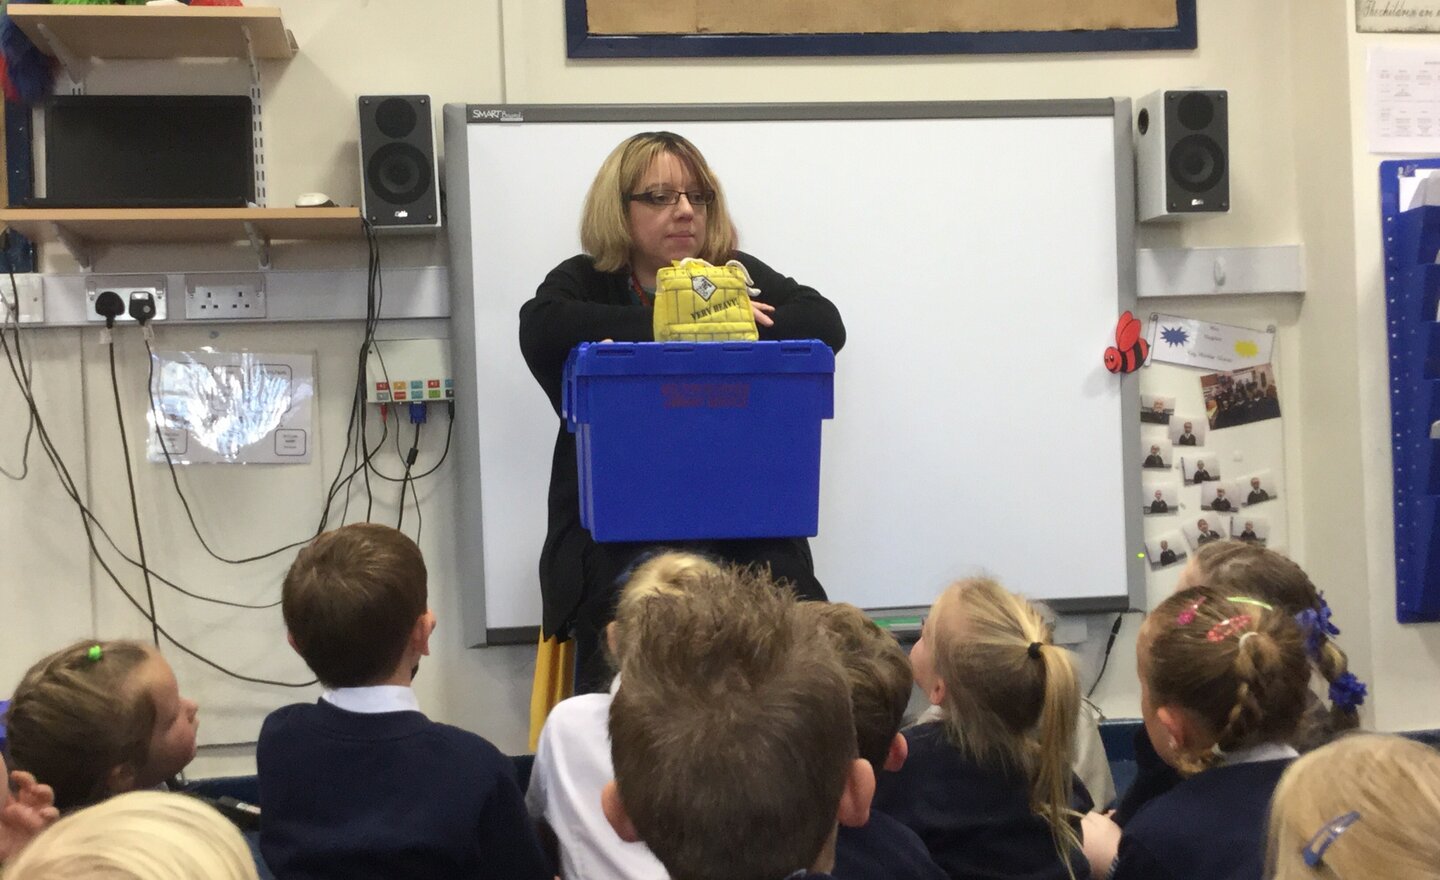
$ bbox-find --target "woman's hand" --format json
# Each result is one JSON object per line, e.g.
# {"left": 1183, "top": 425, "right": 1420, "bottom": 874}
{"left": 751, "top": 300, "right": 775, "bottom": 328}
{"left": 0, "top": 761, "right": 60, "bottom": 863}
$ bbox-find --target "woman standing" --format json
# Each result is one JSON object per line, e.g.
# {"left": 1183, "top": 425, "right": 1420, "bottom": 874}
{"left": 519, "top": 131, "right": 845, "bottom": 692}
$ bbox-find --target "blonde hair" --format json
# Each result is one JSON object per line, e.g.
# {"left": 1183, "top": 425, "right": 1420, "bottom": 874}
{"left": 1188, "top": 541, "right": 1360, "bottom": 747}
{"left": 1145, "top": 586, "right": 1311, "bottom": 775}
{"left": 4, "top": 640, "right": 157, "bottom": 811}
{"left": 579, "top": 131, "right": 738, "bottom": 272}
{"left": 4, "top": 790, "right": 260, "bottom": 879}
{"left": 609, "top": 551, "right": 722, "bottom": 671}
{"left": 928, "top": 578, "right": 1082, "bottom": 871}
{"left": 1267, "top": 734, "right": 1440, "bottom": 880}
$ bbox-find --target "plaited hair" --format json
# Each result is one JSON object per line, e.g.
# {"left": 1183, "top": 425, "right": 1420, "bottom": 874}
{"left": 799, "top": 602, "right": 912, "bottom": 768}
{"left": 1267, "top": 734, "right": 1440, "bottom": 880}
{"left": 1145, "top": 586, "right": 1311, "bottom": 775}
{"left": 1188, "top": 541, "right": 1360, "bottom": 748}
{"left": 609, "top": 566, "right": 853, "bottom": 880}
{"left": 579, "top": 131, "right": 738, "bottom": 271}
{"left": 927, "top": 578, "right": 1082, "bottom": 873}
{"left": 4, "top": 790, "right": 260, "bottom": 880}
{"left": 4, "top": 640, "right": 156, "bottom": 811}
{"left": 282, "top": 523, "right": 427, "bottom": 688}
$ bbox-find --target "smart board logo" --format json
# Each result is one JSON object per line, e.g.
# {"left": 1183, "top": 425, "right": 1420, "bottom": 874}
{"left": 692, "top": 276, "right": 717, "bottom": 301}
{"left": 470, "top": 108, "right": 523, "bottom": 122}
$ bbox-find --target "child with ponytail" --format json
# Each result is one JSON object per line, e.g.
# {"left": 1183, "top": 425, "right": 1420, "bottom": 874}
{"left": 1108, "top": 586, "right": 1312, "bottom": 880}
{"left": 873, "top": 577, "right": 1090, "bottom": 880}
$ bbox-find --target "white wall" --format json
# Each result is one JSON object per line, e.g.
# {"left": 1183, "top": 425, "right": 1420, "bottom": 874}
{"left": 10, "top": 0, "right": 1437, "bottom": 779}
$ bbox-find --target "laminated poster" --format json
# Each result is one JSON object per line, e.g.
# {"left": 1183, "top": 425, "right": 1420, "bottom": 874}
{"left": 1144, "top": 314, "right": 1275, "bottom": 371}
{"left": 146, "top": 350, "right": 315, "bottom": 465}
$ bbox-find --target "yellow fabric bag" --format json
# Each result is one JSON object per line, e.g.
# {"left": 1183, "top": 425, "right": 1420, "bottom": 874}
{"left": 653, "top": 258, "right": 760, "bottom": 342}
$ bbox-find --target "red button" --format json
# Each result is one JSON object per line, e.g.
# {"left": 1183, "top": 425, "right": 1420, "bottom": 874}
{"left": 375, "top": 382, "right": 387, "bottom": 391}
{"left": 427, "top": 379, "right": 440, "bottom": 388}
{"left": 394, "top": 391, "right": 407, "bottom": 400}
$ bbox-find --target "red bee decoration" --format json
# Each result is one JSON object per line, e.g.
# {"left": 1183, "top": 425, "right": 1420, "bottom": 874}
{"left": 1104, "top": 311, "right": 1149, "bottom": 374}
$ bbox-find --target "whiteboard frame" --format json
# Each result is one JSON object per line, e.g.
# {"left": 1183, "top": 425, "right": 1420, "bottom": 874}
{"left": 444, "top": 101, "right": 1143, "bottom": 647}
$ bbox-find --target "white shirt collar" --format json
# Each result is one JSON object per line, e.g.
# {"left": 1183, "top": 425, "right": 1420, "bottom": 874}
{"left": 321, "top": 685, "right": 420, "bottom": 714}
{"left": 1220, "top": 742, "right": 1299, "bottom": 766}
{"left": 608, "top": 673, "right": 622, "bottom": 696}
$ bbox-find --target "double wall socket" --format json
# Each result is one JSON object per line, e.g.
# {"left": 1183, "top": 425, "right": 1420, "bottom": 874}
{"left": 86, "top": 276, "right": 167, "bottom": 323}
{"left": 186, "top": 274, "right": 266, "bottom": 320}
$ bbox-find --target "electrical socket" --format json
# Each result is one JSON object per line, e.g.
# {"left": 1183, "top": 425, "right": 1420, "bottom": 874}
{"left": 0, "top": 274, "right": 43, "bottom": 324}
{"left": 85, "top": 278, "right": 167, "bottom": 323}
{"left": 186, "top": 274, "right": 267, "bottom": 320}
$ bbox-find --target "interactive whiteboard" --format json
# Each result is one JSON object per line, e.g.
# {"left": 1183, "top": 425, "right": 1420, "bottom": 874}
{"left": 444, "top": 101, "right": 1143, "bottom": 645}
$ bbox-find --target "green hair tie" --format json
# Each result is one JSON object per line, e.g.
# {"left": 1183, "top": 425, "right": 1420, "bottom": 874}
{"left": 1230, "top": 597, "right": 1274, "bottom": 612}
{"left": 86, "top": 645, "right": 103, "bottom": 662}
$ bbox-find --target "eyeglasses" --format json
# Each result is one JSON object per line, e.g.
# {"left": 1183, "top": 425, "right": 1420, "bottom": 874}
{"left": 1301, "top": 810, "right": 1361, "bottom": 868}
{"left": 626, "top": 189, "right": 716, "bottom": 208}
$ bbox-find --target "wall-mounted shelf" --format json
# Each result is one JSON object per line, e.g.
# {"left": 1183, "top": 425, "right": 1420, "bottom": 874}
{"left": 0, "top": 207, "right": 362, "bottom": 270}
{"left": 8, "top": 5, "right": 296, "bottom": 61}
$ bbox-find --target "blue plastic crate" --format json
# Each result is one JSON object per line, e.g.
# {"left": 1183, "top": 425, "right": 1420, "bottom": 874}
{"left": 564, "top": 340, "right": 835, "bottom": 542}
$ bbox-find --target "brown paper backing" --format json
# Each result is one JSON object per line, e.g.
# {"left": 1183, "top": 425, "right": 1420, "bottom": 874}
{"left": 587, "top": 0, "right": 1178, "bottom": 36}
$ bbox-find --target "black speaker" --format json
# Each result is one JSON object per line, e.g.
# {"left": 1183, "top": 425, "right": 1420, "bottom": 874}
{"left": 1135, "top": 89, "right": 1228, "bottom": 222}
{"left": 358, "top": 95, "right": 440, "bottom": 229}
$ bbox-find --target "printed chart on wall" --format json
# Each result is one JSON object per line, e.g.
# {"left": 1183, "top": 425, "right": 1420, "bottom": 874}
{"left": 1136, "top": 314, "right": 1287, "bottom": 599}
{"left": 146, "top": 351, "right": 316, "bottom": 465}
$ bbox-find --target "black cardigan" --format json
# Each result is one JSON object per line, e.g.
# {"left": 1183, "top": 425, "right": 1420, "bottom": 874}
{"left": 518, "top": 251, "right": 846, "bottom": 636}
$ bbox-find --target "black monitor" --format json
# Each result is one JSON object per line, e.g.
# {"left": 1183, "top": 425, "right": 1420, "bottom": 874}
{"left": 41, "top": 95, "right": 254, "bottom": 207}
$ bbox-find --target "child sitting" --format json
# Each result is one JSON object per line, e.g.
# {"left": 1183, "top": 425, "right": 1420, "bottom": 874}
{"left": 1108, "top": 586, "right": 1312, "bottom": 880}
{"left": 4, "top": 790, "right": 260, "bottom": 880}
{"left": 527, "top": 550, "right": 719, "bottom": 880}
{"left": 602, "top": 565, "right": 874, "bottom": 880}
{"left": 1266, "top": 733, "right": 1440, "bottom": 880}
{"left": 874, "top": 578, "right": 1089, "bottom": 880}
{"left": 4, "top": 640, "right": 200, "bottom": 813}
{"left": 1113, "top": 541, "right": 1365, "bottom": 827}
{"left": 798, "top": 602, "right": 946, "bottom": 880}
{"left": 257, "top": 522, "right": 549, "bottom": 880}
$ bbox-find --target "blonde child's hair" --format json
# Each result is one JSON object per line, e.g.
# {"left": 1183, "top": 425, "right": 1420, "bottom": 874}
{"left": 608, "top": 551, "right": 722, "bottom": 672}
{"left": 928, "top": 578, "right": 1082, "bottom": 870}
{"left": 1187, "top": 541, "right": 1361, "bottom": 748}
{"left": 1146, "top": 586, "right": 1311, "bottom": 775}
{"left": 1267, "top": 734, "right": 1440, "bottom": 880}
{"left": 4, "top": 640, "right": 158, "bottom": 811}
{"left": 3, "top": 790, "right": 260, "bottom": 880}
{"left": 579, "top": 131, "right": 738, "bottom": 272}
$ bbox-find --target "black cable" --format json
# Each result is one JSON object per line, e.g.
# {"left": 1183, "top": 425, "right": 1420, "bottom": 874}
{"left": 364, "top": 403, "right": 453, "bottom": 482}
{"left": 395, "top": 421, "right": 420, "bottom": 534}
{"left": 0, "top": 324, "right": 277, "bottom": 609}
{"left": 0, "top": 325, "right": 311, "bottom": 685}
{"left": 135, "top": 224, "right": 391, "bottom": 563}
{"left": 1087, "top": 614, "right": 1127, "bottom": 699}
{"left": 0, "top": 270, "right": 36, "bottom": 480}
{"left": 98, "top": 306, "right": 162, "bottom": 650}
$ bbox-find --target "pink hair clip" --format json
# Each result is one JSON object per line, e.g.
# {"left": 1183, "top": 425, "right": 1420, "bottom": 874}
{"left": 1206, "top": 614, "right": 1253, "bottom": 642}
{"left": 1177, "top": 597, "right": 1206, "bottom": 626}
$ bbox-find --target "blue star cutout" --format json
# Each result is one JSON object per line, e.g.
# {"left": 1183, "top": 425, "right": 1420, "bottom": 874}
{"left": 1160, "top": 326, "right": 1189, "bottom": 347}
